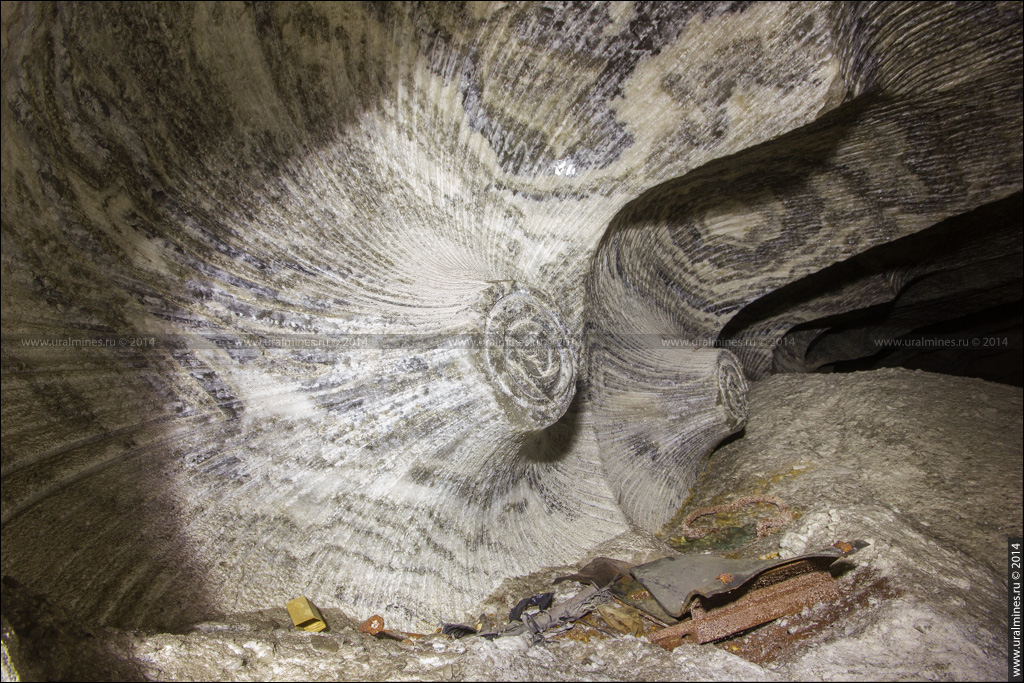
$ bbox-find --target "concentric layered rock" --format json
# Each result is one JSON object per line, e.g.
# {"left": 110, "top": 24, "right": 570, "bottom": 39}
{"left": 2, "top": 1, "right": 1020, "bottom": 631}
{"left": 587, "top": 1, "right": 1022, "bottom": 529}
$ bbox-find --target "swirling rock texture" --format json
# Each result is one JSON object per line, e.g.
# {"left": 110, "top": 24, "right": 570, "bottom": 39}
{"left": 1, "top": 0, "right": 1021, "bottom": 638}
{"left": 724, "top": 190, "right": 1023, "bottom": 382}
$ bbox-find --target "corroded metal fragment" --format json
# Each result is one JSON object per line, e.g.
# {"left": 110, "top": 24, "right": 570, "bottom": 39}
{"left": 631, "top": 548, "right": 851, "bottom": 619}
{"left": 649, "top": 569, "right": 841, "bottom": 648}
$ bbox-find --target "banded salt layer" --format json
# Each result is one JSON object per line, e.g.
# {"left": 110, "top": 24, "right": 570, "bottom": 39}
{"left": 2, "top": 2, "right": 1020, "bottom": 630}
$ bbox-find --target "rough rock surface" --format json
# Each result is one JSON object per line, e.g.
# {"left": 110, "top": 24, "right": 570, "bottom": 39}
{"left": 2, "top": 0, "right": 1021, "bottom": 639}
{"left": 670, "top": 368, "right": 1022, "bottom": 681}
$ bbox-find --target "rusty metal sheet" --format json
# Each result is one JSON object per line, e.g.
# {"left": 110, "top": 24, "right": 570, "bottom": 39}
{"left": 631, "top": 544, "right": 861, "bottom": 619}
{"left": 649, "top": 569, "right": 841, "bottom": 648}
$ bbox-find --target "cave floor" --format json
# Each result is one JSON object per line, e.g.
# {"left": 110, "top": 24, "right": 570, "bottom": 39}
{"left": 4, "top": 368, "right": 1020, "bottom": 681}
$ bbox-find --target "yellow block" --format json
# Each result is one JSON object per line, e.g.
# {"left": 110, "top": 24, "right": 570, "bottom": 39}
{"left": 286, "top": 596, "right": 327, "bottom": 632}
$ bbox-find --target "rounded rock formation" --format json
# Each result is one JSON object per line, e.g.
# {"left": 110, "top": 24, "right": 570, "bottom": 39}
{"left": 477, "top": 281, "right": 579, "bottom": 430}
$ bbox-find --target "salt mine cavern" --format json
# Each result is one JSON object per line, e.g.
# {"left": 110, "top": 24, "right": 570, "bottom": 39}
{"left": 1, "top": 2, "right": 1021, "bottom": 680}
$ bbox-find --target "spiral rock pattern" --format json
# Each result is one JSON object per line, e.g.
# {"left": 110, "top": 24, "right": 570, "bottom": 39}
{"left": 1, "top": 1, "right": 1020, "bottom": 634}
{"left": 716, "top": 351, "right": 749, "bottom": 431}
{"left": 479, "top": 282, "right": 578, "bottom": 430}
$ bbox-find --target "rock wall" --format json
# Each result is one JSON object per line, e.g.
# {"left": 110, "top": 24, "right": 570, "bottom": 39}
{"left": 2, "top": 1, "right": 1021, "bottom": 631}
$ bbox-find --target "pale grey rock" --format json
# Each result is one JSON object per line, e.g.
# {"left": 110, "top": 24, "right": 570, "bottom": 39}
{"left": 586, "top": 0, "right": 1022, "bottom": 531}
{"left": 1, "top": 0, "right": 1020, "bottom": 654}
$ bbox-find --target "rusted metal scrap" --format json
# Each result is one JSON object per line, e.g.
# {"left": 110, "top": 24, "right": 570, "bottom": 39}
{"left": 680, "top": 494, "right": 794, "bottom": 541}
{"left": 648, "top": 568, "right": 840, "bottom": 649}
{"left": 631, "top": 543, "right": 864, "bottom": 619}
{"left": 359, "top": 615, "right": 385, "bottom": 635}
{"left": 358, "top": 614, "right": 413, "bottom": 641}
{"left": 637, "top": 542, "right": 868, "bottom": 650}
